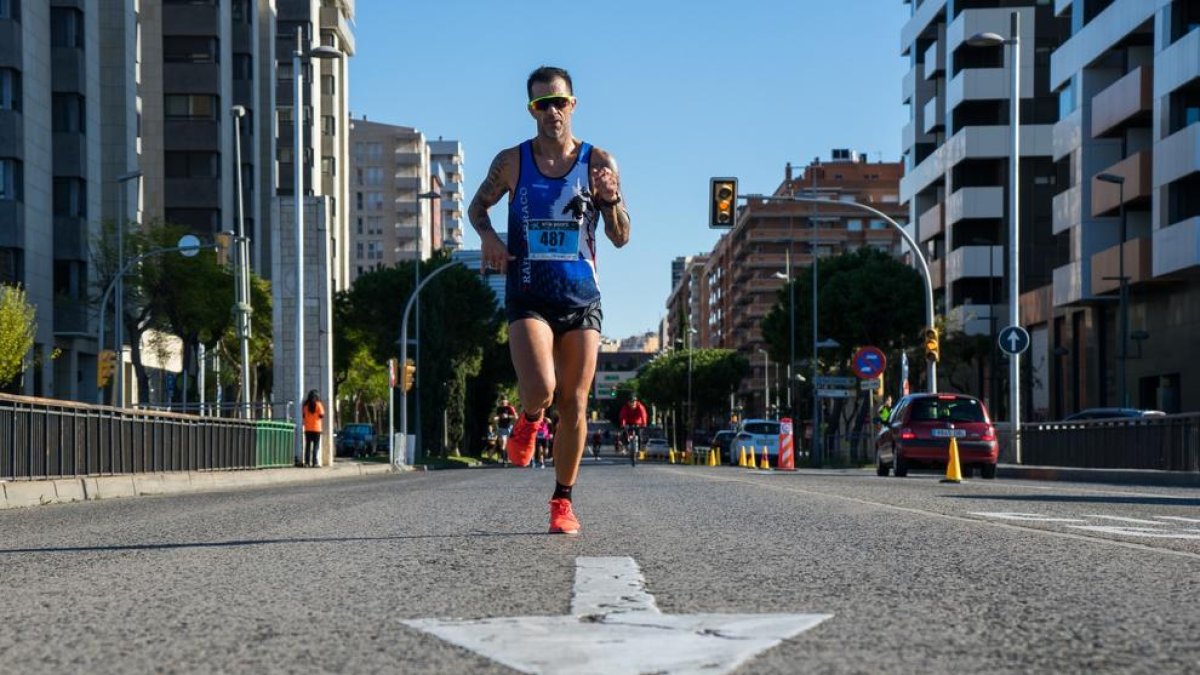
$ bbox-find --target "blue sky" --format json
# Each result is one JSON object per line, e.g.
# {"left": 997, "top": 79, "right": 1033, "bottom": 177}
{"left": 348, "top": 0, "right": 911, "bottom": 341}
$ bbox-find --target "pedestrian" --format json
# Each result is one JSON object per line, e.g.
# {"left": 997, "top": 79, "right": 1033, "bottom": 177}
{"left": 495, "top": 398, "right": 517, "bottom": 464}
{"left": 302, "top": 389, "right": 324, "bottom": 467}
{"left": 468, "top": 65, "right": 630, "bottom": 534}
{"left": 535, "top": 418, "right": 551, "bottom": 468}
{"left": 878, "top": 396, "right": 894, "bottom": 423}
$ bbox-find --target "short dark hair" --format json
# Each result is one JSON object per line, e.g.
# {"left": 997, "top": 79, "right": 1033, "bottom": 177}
{"left": 527, "top": 66, "right": 573, "bottom": 100}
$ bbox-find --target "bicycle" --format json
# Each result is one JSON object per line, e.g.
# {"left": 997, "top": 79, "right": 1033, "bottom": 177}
{"left": 626, "top": 426, "right": 641, "bottom": 467}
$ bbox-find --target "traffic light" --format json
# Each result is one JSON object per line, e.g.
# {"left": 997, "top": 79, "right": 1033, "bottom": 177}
{"left": 97, "top": 350, "right": 115, "bottom": 388}
{"left": 403, "top": 359, "right": 416, "bottom": 392}
{"left": 709, "top": 177, "right": 737, "bottom": 228}
{"left": 923, "top": 327, "right": 940, "bottom": 363}
{"left": 215, "top": 232, "right": 232, "bottom": 267}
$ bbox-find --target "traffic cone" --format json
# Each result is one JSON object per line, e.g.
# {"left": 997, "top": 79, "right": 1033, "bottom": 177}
{"left": 668, "top": 448, "right": 675, "bottom": 464}
{"left": 709, "top": 448, "right": 718, "bottom": 467}
{"left": 759, "top": 447, "right": 770, "bottom": 470}
{"left": 738, "top": 447, "right": 747, "bottom": 467}
{"left": 941, "top": 436, "right": 963, "bottom": 483}
{"left": 747, "top": 446, "right": 757, "bottom": 469}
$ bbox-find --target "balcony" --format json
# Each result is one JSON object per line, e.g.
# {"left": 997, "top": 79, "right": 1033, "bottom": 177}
{"left": 947, "top": 303, "right": 996, "bottom": 337}
{"left": 53, "top": 297, "right": 89, "bottom": 336}
{"left": 1090, "top": 151, "right": 1150, "bottom": 217}
{"left": 918, "top": 203, "right": 944, "bottom": 243}
{"left": 923, "top": 96, "right": 944, "bottom": 134}
{"left": 1090, "top": 65, "right": 1152, "bottom": 139}
{"left": 394, "top": 175, "right": 421, "bottom": 191}
{"left": 929, "top": 257, "right": 946, "bottom": 290}
{"left": 947, "top": 68, "right": 1010, "bottom": 109}
{"left": 1152, "top": 216, "right": 1200, "bottom": 278}
{"left": 1090, "top": 236, "right": 1151, "bottom": 295}
{"left": 1052, "top": 184, "right": 1081, "bottom": 235}
{"left": 1052, "top": 260, "right": 1085, "bottom": 307}
{"left": 394, "top": 150, "right": 421, "bottom": 166}
{"left": 945, "top": 186, "right": 1003, "bottom": 225}
{"left": 945, "top": 244, "right": 1000, "bottom": 285}
{"left": 394, "top": 200, "right": 418, "bottom": 215}
{"left": 923, "top": 40, "right": 943, "bottom": 80}
{"left": 1153, "top": 122, "right": 1200, "bottom": 188}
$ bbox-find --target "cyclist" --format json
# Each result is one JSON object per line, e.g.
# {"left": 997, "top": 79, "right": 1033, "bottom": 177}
{"left": 619, "top": 395, "right": 648, "bottom": 465}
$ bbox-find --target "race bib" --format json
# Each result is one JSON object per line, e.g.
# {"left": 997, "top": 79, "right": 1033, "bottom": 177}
{"left": 527, "top": 220, "right": 580, "bottom": 261}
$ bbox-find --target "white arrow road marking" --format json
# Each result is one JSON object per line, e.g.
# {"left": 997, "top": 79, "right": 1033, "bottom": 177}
{"left": 403, "top": 556, "right": 832, "bottom": 675}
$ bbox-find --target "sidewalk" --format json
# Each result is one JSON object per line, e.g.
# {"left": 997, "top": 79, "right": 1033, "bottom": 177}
{"left": 0, "top": 460, "right": 399, "bottom": 511}
{"left": 998, "top": 464, "right": 1200, "bottom": 488}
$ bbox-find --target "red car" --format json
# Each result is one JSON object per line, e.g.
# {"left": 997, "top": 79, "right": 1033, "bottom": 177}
{"left": 874, "top": 393, "right": 999, "bottom": 479}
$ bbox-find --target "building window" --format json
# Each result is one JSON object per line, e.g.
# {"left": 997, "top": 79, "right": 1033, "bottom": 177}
{"left": 1172, "top": 0, "right": 1200, "bottom": 43}
{"left": 366, "top": 192, "right": 383, "bottom": 211}
{"left": 164, "top": 94, "right": 217, "bottom": 119}
{"left": 0, "top": 158, "right": 22, "bottom": 201}
{"left": 320, "top": 31, "right": 336, "bottom": 48}
{"left": 165, "top": 151, "right": 219, "bottom": 178}
{"left": 0, "top": 247, "right": 22, "bottom": 285}
{"left": 1169, "top": 80, "right": 1200, "bottom": 135}
{"left": 53, "top": 177, "right": 86, "bottom": 218}
{"left": 52, "top": 93, "right": 85, "bottom": 134}
{"left": 0, "top": 0, "right": 16, "bottom": 21}
{"left": 320, "top": 74, "right": 335, "bottom": 96}
{"left": 50, "top": 7, "right": 83, "bottom": 49}
{"left": 355, "top": 191, "right": 363, "bottom": 210}
{"left": 233, "top": 53, "right": 252, "bottom": 81}
{"left": 356, "top": 217, "right": 363, "bottom": 235}
{"left": 231, "top": 0, "right": 252, "bottom": 24}
{"left": 321, "top": 115, "right": 335, "bottom": 136}
{"left": 164, "top": 36, "right": 218, "bottom": 63}
{"left": 356, "top": 241, "right": 363, "bottom": 259}
{"left": 0, "top": 69, "right": 19, "bottom": 111}
{"left": 164, "top": 208, "right": 220, "bottom": 231}
{"left": 277, "top": 145, "right": 293, "bottom": 164}
{"left": 278, "top": 62, "right": 293, "bottom": 80}
{"left": 321, "top": 156, "right": 335, "bottom": 175}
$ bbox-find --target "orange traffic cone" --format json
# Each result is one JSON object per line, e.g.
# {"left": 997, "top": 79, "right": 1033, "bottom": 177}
{"left": 738, "top": 447, "right": 747, "bottom": 467}
{"left": 747, "top": 446, "right": 757, "bottom": 469}
{"left": 941, "top": 436, "right": 963, "bottom": 483}
{"left": 709, "top": 448, "right": 718, "bottom": 467}
{"left": 759, "top": 447, "right": 770, "bottom": 470}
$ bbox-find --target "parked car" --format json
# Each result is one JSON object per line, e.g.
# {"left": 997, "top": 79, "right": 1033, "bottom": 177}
{"left": 732, "top": 419, "right": 780, "bottom": 464}
{"left": 1062, "top": 408, "right": 1166, "bottom": 421}
{"left": 710, "top": 430, "right": 737, "bottom": 464}
{"left": 874, "top": 393, "right": 998, "bottom": 479}
{"left": 335, "top": 423, "right": 376, "bottom": 457}
{"left": 643, "top": 437, "right": 671, "bottom": 460}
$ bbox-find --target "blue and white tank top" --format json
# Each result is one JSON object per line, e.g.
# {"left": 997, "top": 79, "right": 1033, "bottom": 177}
{"left": 506, "top": 139, "right": 601, "bottom": 307}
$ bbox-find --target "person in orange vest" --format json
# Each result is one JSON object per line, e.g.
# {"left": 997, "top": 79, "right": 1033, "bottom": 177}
{"left": 302, "top": 389, "right": 325, "bottom": 467}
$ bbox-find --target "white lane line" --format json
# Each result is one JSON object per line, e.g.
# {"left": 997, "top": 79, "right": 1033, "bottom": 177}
{"left": 672, "top": 469, "right": 1200, "bottom": 561}
{"left": 1157, "top": 516, "right": 1200, "bottom": 524}
{"left": 1084, "top": 515, "right": 1163, "bottom": 525}
{"left": 571, "top": 556, "right": 660, "bottom": 616}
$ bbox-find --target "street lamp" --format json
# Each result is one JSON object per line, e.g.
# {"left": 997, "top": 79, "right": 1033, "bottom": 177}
{"left": 969, "top": 10, "right": 1021, "bottom": 462}
{"left": 291, "top": 27, "right": 342, "bottom": 465}
{"left": 773, "top": 247, "right": 795, "bottom": 412}
{"left": 686, "top": 326, "right": 697, "bottom": 453}
{"left": 1097, "top": 172, "right": 1128, "bottom": 407}
{"left": 231, "top": 105, "right": 253, "bottom": 419}
{"left": 969, "top": 236, "right": 998, "bottom": 408}
{"left": 114, "top": 169, "right": 142, "bottom": 407}
{"left": 410, "top": 189, "right": 441, "bottom": 460}
{"left": 756, "top": 348, "right": 770, "bottom": 418}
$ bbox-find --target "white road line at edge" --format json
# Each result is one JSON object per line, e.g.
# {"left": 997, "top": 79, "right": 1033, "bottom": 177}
{"left": 669, "top": 469, "right": 1200, "bottom": 561}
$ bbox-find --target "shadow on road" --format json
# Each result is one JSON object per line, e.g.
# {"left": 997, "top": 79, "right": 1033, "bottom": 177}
{"left": 946, "top": 494, "right": 1200, "bottom": 507}
{"left": 0, "top": 531, "right": 549, "bottom": 556}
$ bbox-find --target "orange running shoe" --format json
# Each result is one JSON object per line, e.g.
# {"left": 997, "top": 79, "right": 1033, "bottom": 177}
{"left": 548, "top": 498, "right": 580, "bottom": 535}
{"left": 506, "top": 412, "right": 541, "bottom": 467}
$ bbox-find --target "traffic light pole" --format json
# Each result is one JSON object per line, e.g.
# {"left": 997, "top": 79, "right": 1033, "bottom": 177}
{"left": 396, "top": 260, "right": 462, "bottom": 465}
{"left": 742, "top": 193, "right": 937, "bottom": 392}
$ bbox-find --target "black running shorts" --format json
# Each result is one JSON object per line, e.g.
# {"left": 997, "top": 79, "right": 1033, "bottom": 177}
{"left": 505, "top": 297, "right": 603, "bottom": 336}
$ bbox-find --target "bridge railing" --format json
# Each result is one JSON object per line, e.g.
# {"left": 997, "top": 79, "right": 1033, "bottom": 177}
{"left": 0, "top": 393, "right": 295, "bottom": 480}
{"left": 1020, "top": 413, "right": 1200, "bottom": 471}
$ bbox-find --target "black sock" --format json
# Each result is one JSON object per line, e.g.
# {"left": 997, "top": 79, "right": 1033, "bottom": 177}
{"left": 553, "top": 482, "right": 573, "bottom": 502}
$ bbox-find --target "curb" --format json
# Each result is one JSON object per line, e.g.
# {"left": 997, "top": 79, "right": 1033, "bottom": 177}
{"left": 0, "top": 462, "right": 400, "bottom": 511}
{"left": 998, "top": 464, "right": 1200, "bottom": 488}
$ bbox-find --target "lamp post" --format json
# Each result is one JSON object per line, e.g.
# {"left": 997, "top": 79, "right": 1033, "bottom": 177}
{"left": 114, "top": 170, "right": 142, "bottom": 407}
{"left": 773, "top": 247, "right": 795, "bottom": 413}
{"left": 969, "top": 237, "right": 998, "bottom": 407}
{"left": 291, "top": 27, "right": 341, "bottom": 465}
{"left": 1097, "top": 172, "right": 1128, "bottom": 407}
{"left": 410, "top": 189, "right": 441, "bottom": 461}
{"left": 969, "top": 10, "right": 1021, "bottom": 462}
{"left": 686, "top": 326, "right": 697, "bottom": 452}
{"left": 756, "top": 348, "right": 770, "bottom": 418}
{"left": 231, "top": 105, "right": 253, "bottom": 418}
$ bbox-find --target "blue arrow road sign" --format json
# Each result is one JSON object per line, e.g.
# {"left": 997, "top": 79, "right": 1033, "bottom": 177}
{"left": 998, "top": 325, "right": 1030, "bottom": 355}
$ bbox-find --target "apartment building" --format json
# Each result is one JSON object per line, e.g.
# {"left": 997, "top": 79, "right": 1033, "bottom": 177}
{"left": 1046, "top": 0, "right": 1200, "bottom": 416}
{"left": 429, "top": 137, "right": 465, "bottom": 251}
{"left": 674, "top": 152, "right": 906, "bottom": 416}
{"left": 901, "top": 0, "right": 1200, "bottom": 418}
{"left": 345, "top": 117, "right": 446, "bottom": 282}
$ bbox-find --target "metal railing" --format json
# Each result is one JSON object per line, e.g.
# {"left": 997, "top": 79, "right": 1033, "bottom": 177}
{"left": 0, "top": 393, "right": 294, "bottom": 481}
{"left": 1021, "top": 413, "right": 1200, "bottom": 471}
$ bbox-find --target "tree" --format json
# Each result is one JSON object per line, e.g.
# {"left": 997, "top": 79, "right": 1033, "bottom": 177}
{"left": 0, "top": 285, "right": 35, "bottom": 389}
{"left": 633, "top": 348, "right": 749, "bottom": 439}
{"left": 335, "top": 253, "right": 510, "bottom": 458}
{"left": 339, "top": 346, "right": 388, "bottom": 425}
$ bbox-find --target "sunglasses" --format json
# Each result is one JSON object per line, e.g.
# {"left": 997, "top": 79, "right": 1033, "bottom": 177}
{"left": 528, "top": 94, "right": 576, "bottom": 112}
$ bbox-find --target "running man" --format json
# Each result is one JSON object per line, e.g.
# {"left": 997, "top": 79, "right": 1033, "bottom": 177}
{"left": 495, "top": 398, "right": 517, "bottom": 463}
{"left": 468, "top": 65, "right": 630, "bottom": 535}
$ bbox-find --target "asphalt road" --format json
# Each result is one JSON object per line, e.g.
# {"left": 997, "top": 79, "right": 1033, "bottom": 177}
{"left": 2, "top": 462, "right": 1198, "bottom": 674}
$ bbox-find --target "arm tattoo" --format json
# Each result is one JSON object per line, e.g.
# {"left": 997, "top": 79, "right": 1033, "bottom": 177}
{"left": 603, "top": 203, "right": 631, "bottom": 248}
{"left": 468, "top": 152, "right": 511, "bottom": 237}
